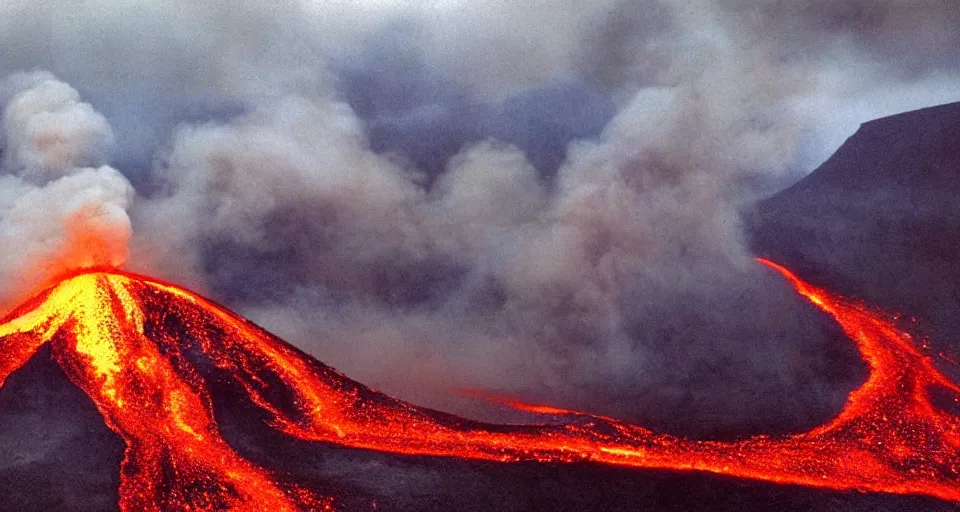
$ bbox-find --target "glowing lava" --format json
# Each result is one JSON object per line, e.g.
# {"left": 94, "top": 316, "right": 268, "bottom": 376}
{"left": 0, "top": 259, "right": 958, "bottom": 510}
{"left": 0, "top": 272, "right": 333, "bottom": 512}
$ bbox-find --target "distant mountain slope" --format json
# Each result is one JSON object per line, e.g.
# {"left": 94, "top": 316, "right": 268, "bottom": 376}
{"left": 750, "top": 101, "right": 960, "bottom": 352}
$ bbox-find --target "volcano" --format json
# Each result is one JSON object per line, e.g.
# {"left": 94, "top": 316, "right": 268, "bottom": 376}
{"left": 0, "top": 257, "right": 958, "bottom": 511}
{"left": 4, "top": 102, "right": 960, "bottom": 511}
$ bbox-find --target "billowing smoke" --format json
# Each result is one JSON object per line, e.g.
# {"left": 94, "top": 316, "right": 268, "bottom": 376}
{"left": 0, "top": 71, "right": 133, "bottom": 308}
{"left": 1, "top": 0, "right": 958, "bottom": 436}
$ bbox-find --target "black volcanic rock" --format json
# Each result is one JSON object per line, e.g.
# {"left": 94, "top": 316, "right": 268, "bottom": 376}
{"left": 0, "top": 345, "right": 123, "bottom": 512}
{"left": 750, "top": 101, "right": 960, "bottom": 358}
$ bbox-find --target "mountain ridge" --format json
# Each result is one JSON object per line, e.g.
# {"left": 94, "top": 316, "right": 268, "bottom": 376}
{"left": 749, "top": 100, "right": 960, "bottom": 357}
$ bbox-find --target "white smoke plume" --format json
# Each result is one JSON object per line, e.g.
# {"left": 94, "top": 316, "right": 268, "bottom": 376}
{"left": 0, "top": 71, "right": 133, "bottom": 307}
{"left": 0, "top": 0, "right": 957, "bottom": 435}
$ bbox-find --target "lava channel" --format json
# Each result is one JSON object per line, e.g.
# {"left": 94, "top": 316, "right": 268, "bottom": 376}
{"left": 0, "top": 259, "right": 957, "bottom": 510}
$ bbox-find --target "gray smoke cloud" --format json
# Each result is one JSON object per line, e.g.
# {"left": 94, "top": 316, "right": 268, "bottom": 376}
{"left": 0, "top": 0, "right": 958, "bottom": 436}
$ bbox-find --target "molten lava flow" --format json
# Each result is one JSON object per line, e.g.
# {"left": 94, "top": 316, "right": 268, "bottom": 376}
{"left": 0, "top": 259, "right": 958, "bottom": 510}
{"left": 458, "top": 388, "right": 580, "bottom": 416}
{"left": 0, "top": 272, "right": 333, "bottom": 512}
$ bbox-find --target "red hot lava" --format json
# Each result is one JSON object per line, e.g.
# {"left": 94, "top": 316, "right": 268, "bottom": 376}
{"left": 0, "top": 259, "right": 957, "bottom": 510}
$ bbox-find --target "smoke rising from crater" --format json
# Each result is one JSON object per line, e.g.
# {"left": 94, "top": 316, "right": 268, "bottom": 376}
{"left": 0, "top": 0, "right": 958, "bottom": 435}
{"left": 0, "top": 71, "right": 133, "bottom": 307}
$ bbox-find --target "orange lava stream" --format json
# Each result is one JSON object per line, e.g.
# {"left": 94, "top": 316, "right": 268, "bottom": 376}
{"left": 458, "top": 388, "right": 581, "bottom": 416}
{"left": 0, "top": 259, "right": 958, "bottom": 509}
{"left": 0, "top": 273, "right": 332, "bottom": 512}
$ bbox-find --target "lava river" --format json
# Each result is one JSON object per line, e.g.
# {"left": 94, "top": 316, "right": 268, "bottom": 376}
{"left": 0, "top": 259, "right": 957, "bottom": 510}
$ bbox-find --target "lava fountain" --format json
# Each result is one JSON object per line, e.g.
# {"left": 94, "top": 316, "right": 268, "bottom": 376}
{"left": 0, "top": 259, "right": 957, "bottom": 510}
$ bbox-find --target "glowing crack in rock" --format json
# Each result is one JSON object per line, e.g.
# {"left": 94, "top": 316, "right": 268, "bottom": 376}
{"left": 0, "top": 259, "right": 957, "bottom": 510}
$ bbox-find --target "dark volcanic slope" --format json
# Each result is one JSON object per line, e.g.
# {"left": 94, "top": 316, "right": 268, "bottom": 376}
{"left": 0, "top": 346, "right": 124, "bottom": 512}
{"left": 750, "top": 101, "right": 960, "bottom": 357}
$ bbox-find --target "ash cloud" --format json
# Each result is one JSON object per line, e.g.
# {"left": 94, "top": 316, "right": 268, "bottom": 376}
{"left": 0, "top": 0, "right": 958, "bottom": 435}
{"left": 0, "top": 71, "right": 133, "bottom": 307}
